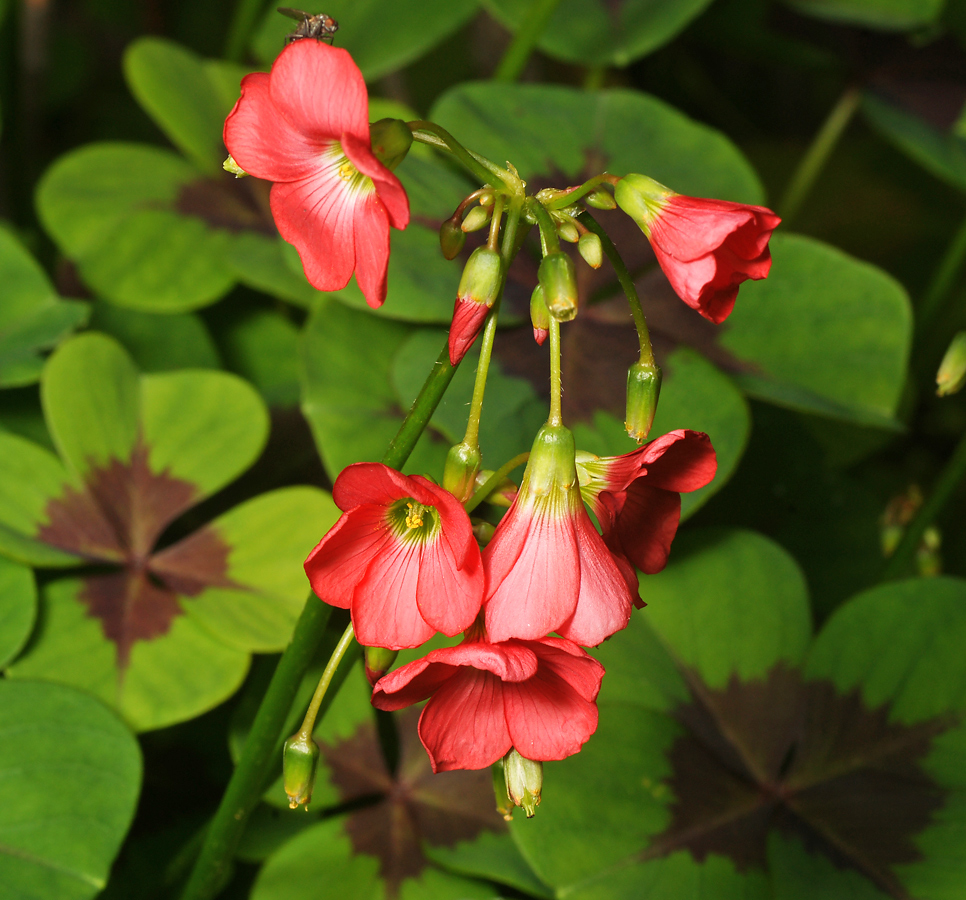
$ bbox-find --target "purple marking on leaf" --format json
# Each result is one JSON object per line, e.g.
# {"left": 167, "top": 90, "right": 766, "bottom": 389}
{"left": 150, "top": 526, "right": 240, "bottom": 596}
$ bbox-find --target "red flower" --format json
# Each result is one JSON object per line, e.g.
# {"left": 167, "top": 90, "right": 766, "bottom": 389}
{"left": 483, "top": 424, "right": 638, "bottom": 647}
{"left": 371, "top": 634, "right": 604, "bottom": 772}
{"left": 576, "top": 429, "right": 716, "bottom": 577}
{"left": 224, "top": 40, "right": 409, "bottom": 308}
{"left": 303, "top": 463, "right": 483, "bottom": 650}
{"left": 615, "top": 174, "right": 779, "bottom": 324}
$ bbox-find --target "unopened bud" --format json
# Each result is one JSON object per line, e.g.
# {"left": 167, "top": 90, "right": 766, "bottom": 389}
{"left": 369, "top": 118, "right": 413, "bottom": 171}
{"left": 473, "top": 519, "right": 496, "bottom": 547}
{"left": 473, "top": 469, "right": 517, "bottom": 508}
{"left": 443, "top": 441, "right": 482, "bottom": 503}
{"left": 625, "top": 361, "right": 662, "bottom": 442}
{"left": 584, "top": 188, "right": 616, "bottom": 210}
{"left": 440, "top": 218, "right": 466, "bottom": 260}
{"left": 538, "top": 252, "right": 578, "bottom": 322}
{"left": 223, "top": 155, "right": 247, "bottom": 178}
{"left": 558, "top": 221, "right": 579, "bottom": 243}
{"left": 917, "top": 526, "right": 942, "bottom": 577}
{"left": 937, "top": 331, "right": 966, "bottom": 396}
{"left": 283, "top": 732, "right": 320, "bottom": 810}
{"left": 578, "top": 233, "right": 602, "bottom": 268}
{"left": 493, "top": 760, "right": 514, "bottom": 821}
{"left": 530, "top": 284, "right": 550, "bottom": 346}
{"left": 364, "top": 645, "right": 399, "bottom": 686}
{"left": 448, "top": 247, "right": 503, "bottom": 364}
{"left": 461, "top": 205, "right": 491, "bottom": 233}
{"left": 503, "top": 748, "right": 542, "bottom": 818}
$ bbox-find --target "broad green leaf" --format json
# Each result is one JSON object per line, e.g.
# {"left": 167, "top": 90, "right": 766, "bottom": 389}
{"left": 397, "top": 868, "right": 498, "bottom": 900}
{"left": 0, "top": 680, "right": 141, "bottom": 900}
{"left": 204, "top": 59, "right": 253, "bottom": 114}
{"left": 7, "top": 578, "right": 250, "bottom": 732}
{"left": 42, "top": 333, "right": 140, "bottom": 477}
{"left": 431, "top": 83, "right": 764, "bottom": 204}
{"left": 861, "top": 92, "right": 966, "bottom": 193}
{"left": 0, "top": 228, "right": 88, "bottom": 388}
{"left": 252, "top": 0, "right": 480, "bottom": 81}
{"left": 573, "top": 347, "right": 752, "bottom": 519}
{"left": 140, "top": 368, "right": 269, "bottom": 499}
{"left": 88, "top": 303, "right": 220, "bottom": 372}
{"left": 218, "top": 309, "right": 301, "bottom": 406}
{"left": 300, "top": 300, "right": 447, "bottom": 478}
{"left": 509, "top": 704, "right": 678, "bottom": 889}
{"left": 36, "top": 143, "right": 235, "bottom": 312}
{"left": 769, "top": 833, "right": 890, "bottom": 900}
{"left": 185, "top": 487, "right": 339, "bottom": 652}
{"left": 225, "top": 233, "right": 320, "bottom": 308}
{"left": 0, "top": 557, "right": 35, "bottom": 667}
{"left": 123, "top": 37, "right": 225, "bottom": 174}
{"left": 643, "top": 528, "right": 812, "bottom": 689}
{"left": 485, "top": 0, "right": 715, "bottom": 68}
{"left": 250, "top": 818, "right": 382, "bottom": 900}
{"left": 722, "top": 233, "right": 912, "bottom": 426}
{"left": 782, "top": 0, "right": 944, "bottom": 30}
{"left": 805, "top": 576, "right": 966, "bottom": 723}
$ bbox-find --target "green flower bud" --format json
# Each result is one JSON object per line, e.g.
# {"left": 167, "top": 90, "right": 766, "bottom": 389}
{"left": 530, "top": 283, "right": 550, "bottom": 346}
{"left": 503, "top": 748, "right": 542, "bottom": 818}
{"left": 937, "top": 331, "right": 966, "bottom": 397}
{"left": 364, "top": 645, "right": 399, "bottom": 686}
{"left": 283, "top": 732, "right": 320, "bottom": 810}
{"left": 625, "top": 361, "right": 662, "bottom": 442}
{"left": 473, "top": 469, "right": 517, "bottom": 508}
{"left": 492, "top": 759, "right": 514, "bottom": 821}
{"left": 369, "top": 118, "right": 413, "bottom": 171}
{"left": 578, "top": 232, "right": 602, "bottom": 269}
{"left": 473, "top": 519, "right": 497, "bottom": 546}
{"left": 584, "top": 188, "right": 616, "bottom": 210}
{"left": 558, "top": 221, "right": 579, "bottom": 243}
{"left": 223, "top": 155, "right": 247, "bottom": 178}
{"left": 538, "top": 252, "right": 578, "bottom": 322}
{"left": 461, "top": 205, "right": 491, "bottom": 233}
{"left": 439, "top": 217, "right": 466, "bottom": 260}
{"left": 443, "top": 441, "right": 482, "bottom": 503}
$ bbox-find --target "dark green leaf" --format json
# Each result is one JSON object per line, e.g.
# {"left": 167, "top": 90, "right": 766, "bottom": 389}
{"left": 0, "top": 557, "right": 35, "bottom": 667}
{"left": 782, "top": 0, "right": 944, "bottom": 30}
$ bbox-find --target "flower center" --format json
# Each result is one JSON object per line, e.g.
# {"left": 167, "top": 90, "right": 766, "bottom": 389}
{"left": 338, "top": 160, "right": 358, "bottom": 181}
{"left": 387, "top": 498, "right": 439, "bottom": 543}
{"left": 405, "top": 502, "right": 429, "bottom": 529}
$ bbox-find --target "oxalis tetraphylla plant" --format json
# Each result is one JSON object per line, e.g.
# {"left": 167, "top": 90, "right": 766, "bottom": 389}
{"left": 216, "top": 25, "right": 775, "bottom": 845}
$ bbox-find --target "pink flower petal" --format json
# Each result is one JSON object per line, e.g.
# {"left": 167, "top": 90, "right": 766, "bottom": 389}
{"left": 343, "top": 132, "right": 410, "bottom": 230}
{"left": 303, "top": 504, "right": 385, "bottom": 607}
{"left": 639, "top": 430, "right": 717, "bottom": 493}
{"left": 610, "top": 483, "right": 681, "bottom": 575}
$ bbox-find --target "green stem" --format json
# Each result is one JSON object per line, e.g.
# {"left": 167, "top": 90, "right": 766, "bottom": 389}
{"left": 918, "top": 208, "right": 966, "bottom": 332}
{"left": 579, "top": 211, "right": 654, "bottom": 366}
{"left": 544, "top": 174, "right": 618, "bottom": 211}
{"left": 528, "top": 197, "right": 561, "bottom": 255}
{"left": 295, "top": 623, "right": 356, "bottom": 739}
{"left": 881, "top": 429, "right": 966, "bottom": 580}
{"left": 409, "top": 121, "right": 510, "bottom": 187}
{"left": 223, "top": 0, "right": 266, "bottom": 62}
{"left": 779, "top": 85, "right": 861, "bottom": 225}
{"left": 493, "top": 0, "right": 564, "bottom": 83}
{"left": 179, "top": 600, "right": 332, "bottom": 900}
{"left": 465, "top": 452, "right": 530, "bottom": 515}
{"left": 549, "top": 317, "right": 563, "bottom": 426}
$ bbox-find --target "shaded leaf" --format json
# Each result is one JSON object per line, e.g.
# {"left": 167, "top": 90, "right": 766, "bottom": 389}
{"left": 0, "top": 557, "right": 35, "bottom": 667}
{"left": 218, "top": 309, "right": 301, "bottom": 407}
{"left": 0, "top": 680, "right": 141, "bottom": 900}
{"left": 782, "top": 0, "right": 944, "bottom": 30}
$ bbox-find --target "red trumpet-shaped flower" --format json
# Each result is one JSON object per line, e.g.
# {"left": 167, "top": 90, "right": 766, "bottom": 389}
{"left": 304, "top": 463, "right": 483, "bottom": 650}
{"left": 615, "top": 174, "right": 779, "bottom": 324}
{"left": 371, "top": 633, "right": 604, "bottom": 772}
{"left": 576, "top": 429, "right": 717, "bottom": 576}
{"left": 483, "top": 423, "right": 638, "bottom": 647}
{"left": 224, "top": 40, "right": 409, "bottom": 308}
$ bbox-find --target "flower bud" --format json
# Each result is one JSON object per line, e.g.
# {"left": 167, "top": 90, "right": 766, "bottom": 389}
{"left": 493, "top": 760, "right": 514, "bottom": 821}
{"left": 368, "top": 118, "right": 413, "bottom": 171}
{"left": 530, "top": 283, "right": 550, "bottom": 346}
{"left": 538, "top": 252, "right": 578, "bottom": 322}
{"left": 578, "top": 232, "right": 602, "bottom": 269}
{"left": 443, "top": 441, "right": 482, "bottom": 503}
{"left": 584, "top": 188, "right": 616, "bottom": 210}
{"left": 473, "top": 519, "right": 496, "bottom": 546}
{"left": 558, "top": 221, "right": 579, "bottom": 243}
{"left": 473, "top": 469, "right": 517, "bottom": 508}
{"left": 937, "top": 331, "right": 966, "bottom": 397}
{"left": 364, "top": 645, "right": 399, "bottom": 686}
{"left": 614, "top": 174, "right": 674, "bottom": 234}
{"left": 283, "top": 732, "right": 320, "bottom": 810}
{"left": 223, "top": 155, "right": 247, "bottom": 178}
{"left": 625, "top": 361, "right": 662, "bottom": 442}
{"left": 439, "top": 217, "right": 466, "bottom": 260}
{"left": 448, "top": 247, "right": 503, "bottom": 365}
{"left": 461, "top": 205, "right": 491, "bottom": 233}
{"left": 503, "top": 748, "right": 542, "bottom": 818}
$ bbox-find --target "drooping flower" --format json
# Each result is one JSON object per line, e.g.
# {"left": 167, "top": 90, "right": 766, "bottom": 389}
{"left": 224, "top": 40, "right": 409, "bottom": 307}
{"left": 483, "top": 423, "right": 638, "bottom": 647}
{"left": 614, "top": 174, "right": 779, "bottom": 324}
{"left": 303, "top": 463, "right": 483, "bottom": 650}
{"left": 576, "top": 429, "right": 717, "bottom": 577}
{"left": 371, "top": 633, "right": 604, "bottom": 772}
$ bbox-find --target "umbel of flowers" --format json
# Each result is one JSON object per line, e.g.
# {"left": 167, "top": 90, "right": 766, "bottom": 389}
{"left": 224, "top": 37, "right": 776, "bottom": 818}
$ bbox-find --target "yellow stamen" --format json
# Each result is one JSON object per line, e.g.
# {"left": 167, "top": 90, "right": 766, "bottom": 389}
{"left": 405, "top": 502, "right": 424, "bottom": 529}
{"left": 338, "top": 160, "right": 357, "bottom": 181}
